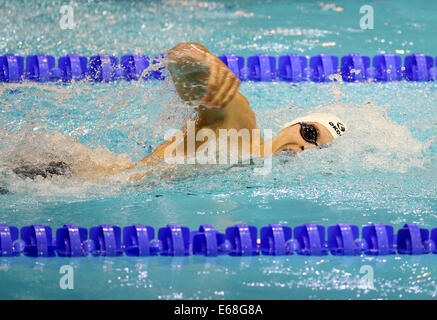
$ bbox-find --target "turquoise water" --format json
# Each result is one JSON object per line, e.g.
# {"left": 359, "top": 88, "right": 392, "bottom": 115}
{"left": 0, "top": 0, "right": 436, "bottom": 299}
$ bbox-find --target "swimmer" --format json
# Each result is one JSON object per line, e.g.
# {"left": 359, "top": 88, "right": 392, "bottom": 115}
{"left": 139, "top": 42, "right": 347, "bottom": 164}
{"left": 10, "top": 42, "right": 347, "bottom": 182}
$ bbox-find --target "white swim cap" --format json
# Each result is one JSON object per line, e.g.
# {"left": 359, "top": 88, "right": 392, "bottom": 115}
{"left": 281, "top": 113, "right": 347, "bottom": 139}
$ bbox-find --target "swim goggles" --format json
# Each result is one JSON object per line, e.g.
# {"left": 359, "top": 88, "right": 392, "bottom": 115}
{"left": 299, "top": 122, "right": 319, "bottom": 146}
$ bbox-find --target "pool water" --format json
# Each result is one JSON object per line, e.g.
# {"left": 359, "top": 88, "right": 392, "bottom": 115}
{"left": 0, "top": 0, "right": 436, "bottom": 299}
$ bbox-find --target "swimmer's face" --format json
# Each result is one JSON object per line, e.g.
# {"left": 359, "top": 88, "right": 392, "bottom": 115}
{"left": 272, "top": 122, "right": 334, "bottom": 154}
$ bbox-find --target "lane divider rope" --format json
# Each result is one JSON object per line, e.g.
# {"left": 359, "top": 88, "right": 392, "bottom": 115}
{"left": 0, "top": 223, "right": 436, "bottom": 257}
{"left": 1, "top": 53, "right": 437, "bottom": 83}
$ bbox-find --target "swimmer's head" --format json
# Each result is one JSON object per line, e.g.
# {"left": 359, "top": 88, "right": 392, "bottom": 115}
{"left": 271, "top": 113, "right": 347, "bottom": 153}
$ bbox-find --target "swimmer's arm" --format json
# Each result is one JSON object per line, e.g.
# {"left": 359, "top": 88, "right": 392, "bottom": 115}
{"left": 137, "top": 93, "right": 256, "bottom": 163}
{"left": 136, "top": 43, "right": 258, "bottom": 165}
{"left": 138, "top": 123, "right": 190, "bottom": 162}
{"left": 73, "top": 156, "right": 137, "bottom": 181}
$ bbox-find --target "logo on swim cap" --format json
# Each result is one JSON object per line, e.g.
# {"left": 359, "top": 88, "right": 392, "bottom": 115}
{"left": 337, "top": 122, "right": 345, "bottom": 132}
{"left": 329, "top": 121, "right": 343, "bottom": 136}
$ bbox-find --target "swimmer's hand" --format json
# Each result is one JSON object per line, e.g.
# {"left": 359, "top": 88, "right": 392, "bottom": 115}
{"left": 201, "top": 54, "right": 241, "bottom": 109}
{"left": 167, "top": 43, "right": 241, "bottom": 109}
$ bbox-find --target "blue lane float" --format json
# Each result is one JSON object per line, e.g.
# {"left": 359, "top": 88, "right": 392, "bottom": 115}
{"left": 247, "top": 54, "right": 277, "bottom": 81}
{"left": 89, "top": 224, "right": 123, "bottom": 256}
{"left": 20, "top": 224, "right": 56, "bottom": 257}
{"left": 56, "top": 224, "right": 89, "bottom": 257}
{"left": 218, "top": 54, "right": 247, "bottom": 80}
{"left": 340, "top": 53, "right": 373, "bottom": 82}
{"left": 293, "top": 224, "right": 328, "bottom": 255}
{"left": 88, "top": 54, "right": 119, "bottom": 82}
{"left": 120, "top": 54, "right": 149, "bottom": 81}
{"left": 373, "top": 54, "right": 403, "bottom": 81}
{"left": 158, "top": 224, "right": 190, "bottom": 256}
{"left": 123, "top": 225, "right": 159, "bottom": 256}
{"left": 309, "top": 54, "right": 339, "bottom": 82}
{"left": 278, "top": 54, "right": 308, "bottom": 82}
{"left": 0, "top": 54, "right": 24, "bottom": 82}
{"left": 226, "top": 224, "right": 259, "bottom": 256}
{"left": 2, "top": 52, "right": 437, "bottom": 83}
{"left": 0, "top": 224, "right": 24, "bottom": 256}
{"left": 327, "top": 224, "right": 363, "bottom": 256}
{"left": 191, "top": 224, "right": 227, "bottom": 257}
{"left": 149, "top": 54, "right": 167, "bottom": 80}
{"left": 404, "top": 53, "right": 434, "bottom": 81}
{"left": 1, "top": 223, "right": 436, "bottom": 257}
{"left": 397, "top": 223, "right": 430, "bottom": 255}
{"left": 431, "top": 229, "right": 437, "bottom": 254}
{"left": 25, "top": 55, "right": 61, "bottom": 82}
{"left": 58, "top": 54, "right": 88, "bottom": 82}
{"left": 361, "top": 224, "right": 396, "bottom": 256}
{"left": 260, "top": 224, "right": 293, "bottom": 255}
